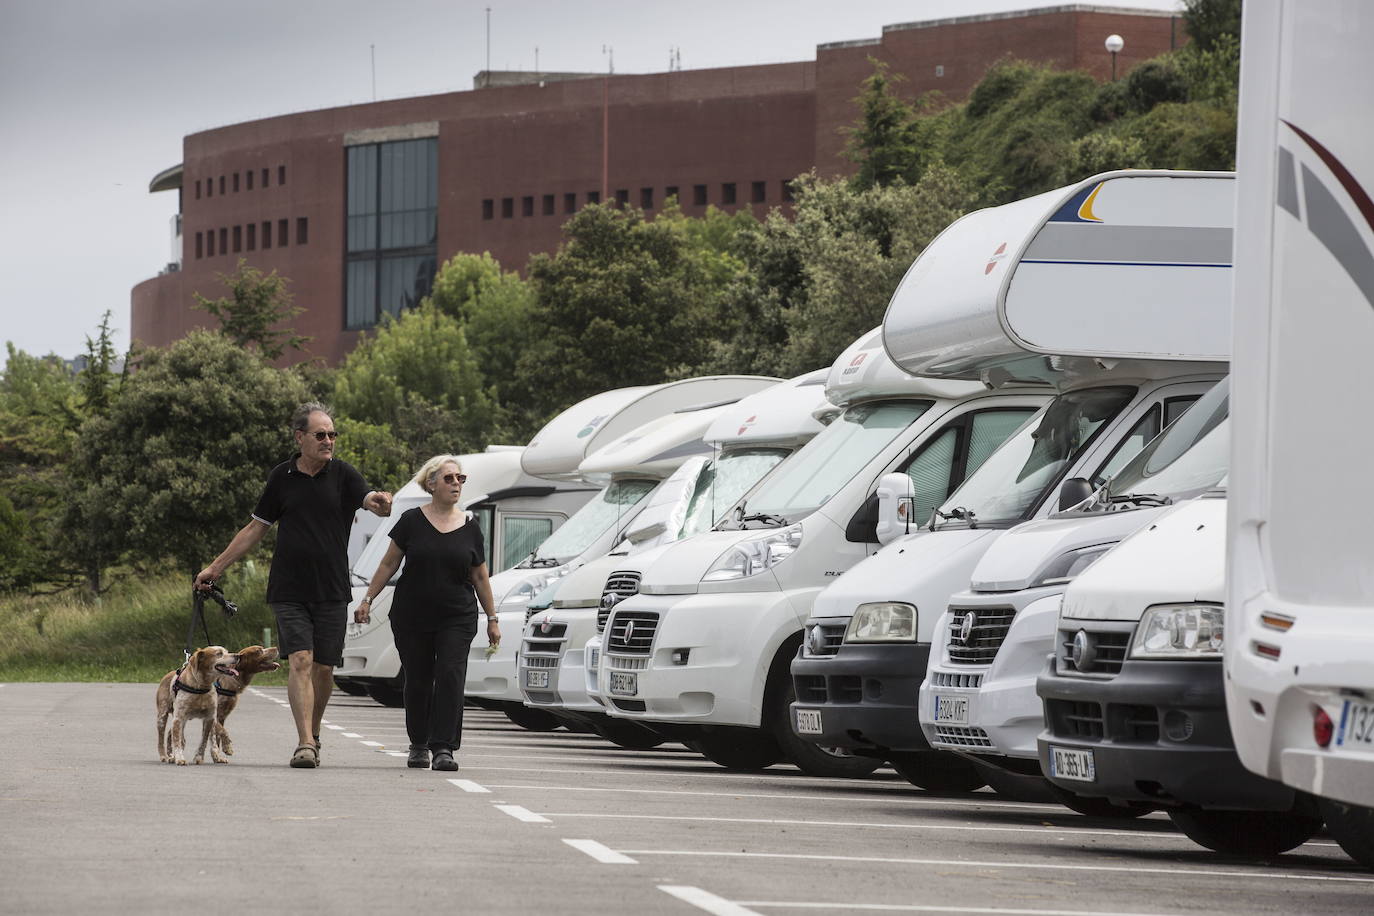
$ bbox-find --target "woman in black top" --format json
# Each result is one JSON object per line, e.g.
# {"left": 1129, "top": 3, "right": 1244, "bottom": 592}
{"left": 355, "top": 454, "right": 499, "bottom": 770}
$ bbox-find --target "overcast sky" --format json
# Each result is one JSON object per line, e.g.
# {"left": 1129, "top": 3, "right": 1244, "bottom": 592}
{"left": 0, "top": 0, "right": 1181, "bottom": 361}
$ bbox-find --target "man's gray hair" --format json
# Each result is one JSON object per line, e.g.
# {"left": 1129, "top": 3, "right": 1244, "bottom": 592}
{"left": 291, "top": 402, "right": 333, "bottom": 432}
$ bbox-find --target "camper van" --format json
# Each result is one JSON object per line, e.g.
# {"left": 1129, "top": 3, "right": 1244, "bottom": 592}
{"left": 1225, "top": 0, "right": 1374, "bottom": 867}
{"left": 918, "top": 379, "right": 1228, "bottom": 793}
{"left": 468, "top": 376, "right": 778, "bottom": 728}
{"left": 597, "top": 331, "right": 1049, "bottom": 774}
{"left": 335, "top": 447, "right": 596, "bottom": 704}
{"left": 790, "top": 171, "right": 1232, "bottom": 789}
{"left": 517, "top": 372, "right": 831, "bottom": 747}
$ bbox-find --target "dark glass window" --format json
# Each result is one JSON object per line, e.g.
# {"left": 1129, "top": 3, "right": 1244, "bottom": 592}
{"left": 587, "top": 190, "right": 600, "bottom": 204}
{"left": 218, "top": 227, "right": 227, "bottom": 254}
{"left": 206, "top": 179, "right": 213, "bottom": 198}
{"left": 262, "top": 220, "right": 272, "bottom": 249}
{"left": 218, "top": 176, "right": 225, "bottom": 195}
{"left": 722, "top": 182, "right": 737, "bottom": 205}
{"left": 278, "top": 218, "right": 288, "bottom": 247}
{"left": 563, "top": 192, "right": 576, "bottom": 214}
{"left": 614, "top": 188, "right": 629, "bottom": 207}
{"left": 641, "top": 188, "right": 654, "bottom": 209}
{"left": 482, "top": 199, "right": 494, "bottom": 220}
{"left": 195, "top": 180, "right": 201, "bottom": 200}
{"left": 261, "top": 167, "right": 269, "bottom": 187}
{"left": 345, "top": 137, "right": 439, "bottom": 330}
{"left": 232, "top": 173, "right": 240, "bottom": 193}
{"left": 751, "top": 180, "right": 766, "bottom": 203}
{"left": 232, "top": 225, "right": 242, "bottom": 252}
{"left": 693, "top": 184, "right": 707, "bottom": 206}
{"left": 247, "top": 223, "right": 256, "bottom": 250}
{"left": 297, "top": 217, "right": 308, "bottom": 245}
{"left": 781, "top": 179, "right": 796, "bottom": 203}
{"left": 207, "top": 231, "right": 214, "bottom": 257}
{"left": 246, "top": 171, "right": 254, "bottom": 191}
{"left": 195, "top": 232, "right": 203, "bottom": 259}
{"left": 542, "top": 194, "right": 555, "bottom": 216}
{"left": 665, "top": 186, "right": 679, "bottom": 204}
{"left": 278, "top": 165, "right": 286, "bottom": 185}
{"left": 501, "top": 197, "right": 513, "bottom": 218}
{"left": 522, "top": 195, "right": 534, "bottom": 217}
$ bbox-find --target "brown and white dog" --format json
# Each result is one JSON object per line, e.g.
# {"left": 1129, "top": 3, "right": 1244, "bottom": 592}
{"left": 210, "top": 645, "right": 280, "bottom": 757}
{"left": 155, "top": 646, "right": 241, "bottom": 765}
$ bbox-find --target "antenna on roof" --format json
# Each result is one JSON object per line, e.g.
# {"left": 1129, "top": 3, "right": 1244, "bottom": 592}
{"left": 485, "top": 7, "right": 491, "bottom": 73}
{"left": 370, "top": 44, "right": 376, "bottom": 101}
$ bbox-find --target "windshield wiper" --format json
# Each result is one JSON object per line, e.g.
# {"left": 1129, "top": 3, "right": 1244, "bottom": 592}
{"left": 526, "top": 556, "right": 562, "bottom": 568}
{"left": 739, "top": 512, "right": 789, "bottom": 528}
{"left": 1109, "top": 492, "right": 1173, "bottom": 508}
{"left": 935, "top": 507, "right": 978, "bottom": 529}
{"left": 350, "top": 571, "right": 369, "bottom": 585}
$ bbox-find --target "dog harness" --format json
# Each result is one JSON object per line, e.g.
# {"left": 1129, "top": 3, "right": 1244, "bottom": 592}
{"left": 214, "top": 682, "right": 238, "bottom": 697}
{"left": 171, "top": 668, "right": 239, "bottom": 697}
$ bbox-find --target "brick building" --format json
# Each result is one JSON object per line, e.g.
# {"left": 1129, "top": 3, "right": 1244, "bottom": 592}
{"left": 132, "top": 5, "right": 1183, "bottom": 365}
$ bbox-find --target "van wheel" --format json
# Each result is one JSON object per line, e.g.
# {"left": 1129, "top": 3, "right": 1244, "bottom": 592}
{"left": 889, "top": 751, "right": 986, "bottom": 793}
{"left": 1168, "top": 807, "right": 1324, "bottom": 856}
{"left": 333, "top": 677, "right": 369, "bottom": 696}
{"left": 695, "top": 729, "right": 783, "bottom": 771}
{"left": 1318, "top": 797, "right": 1374, "bottom": 869}
{"left": 365, "top": 672, "right": 405, "bottom": 708}
{"left": 502, "top": 704, "right": 563, "bottom": 732}
{"left": 768, "top": 681, "right": 882, "bottom": 778}
{"left": 592, "top": 716, "right": 665, "bottom": 750}
{"left": 1047, "top": 784, "right": 1154, "bottom": 819}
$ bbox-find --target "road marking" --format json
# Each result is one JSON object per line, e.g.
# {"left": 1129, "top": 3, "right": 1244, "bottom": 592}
{"left": 386, "top": 752, "right": 408, "bottom": 758}
{"left": 324, "top": 724, "right": 344, "bottom": 731}
{"left": 562, "top": 838, "right": 637, "bottom": 864}
{"left": 341, "top": 732, "right": 362, "bottom": 738}
{"left": 622, "top": 850, "right": 1374, "bottom": 885}
{"left": 532, "top": 812, "right": 1188, "bottom": 841}
{"left": 494, "top": 805, "right": 550, "bottom": 823}
{"left": 447, "top": 779, "right": 491, "bottom": 793}
{"left": 659, "top": 885, "right": 762, "bottom": 916}
{"left": 360, "top": 741, "right": 384, "bottom": 747}
{"left": 736, "top": 904, "right": 1181, "bottom": 915}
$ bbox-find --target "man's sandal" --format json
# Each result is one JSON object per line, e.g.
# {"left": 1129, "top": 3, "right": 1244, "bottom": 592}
{"left": 289, "top": 744, "right": 320, "bottom": 768}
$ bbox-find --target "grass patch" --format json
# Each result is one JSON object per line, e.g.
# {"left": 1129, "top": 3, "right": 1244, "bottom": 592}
{"left": 0, "top": 562, "right": 289, "bottom": 685}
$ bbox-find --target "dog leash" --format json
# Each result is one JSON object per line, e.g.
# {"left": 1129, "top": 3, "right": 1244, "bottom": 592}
{"left": 183, "top": 582, "right": 239, "bottom": 665}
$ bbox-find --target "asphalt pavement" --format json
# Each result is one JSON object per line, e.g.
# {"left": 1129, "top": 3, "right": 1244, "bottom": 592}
{"left": 1, "top": 682, "right": 1371, "bottom": 915}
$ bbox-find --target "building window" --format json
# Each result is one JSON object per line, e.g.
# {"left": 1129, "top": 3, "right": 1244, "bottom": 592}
{"left": 345, "top": 137, "right": 439, "bottom": 330}
{"left": 722, "top": 183, "right": 737, "bottom": 205}
{"left": 247, "top": 223, "right": 256, "bottom": 250}
{"left": 206, "top": 179, "right": 213, "bottom": 198}
{"left": 278, "top": 165, "right": 286, "bottom": 185}
{"left": 781, "top": 179, "right": 796, "bottom": 203}
{"left": 195, "top": 180, "right": 201, "bottom": 200}
{"left": 542, "top": 194, "right": 555, "bottom": 216}
{"left": 246, "top": 170, "right": 254, "bottom": 191}
{"left": 693, "top": 184, "right": 707, "bottom": 206}
{"left": 587, "top": 190, "right": 600, "bottom": 204}
{"left": 207, "top": 231, "right": 215, "bottom": 257}
{"left": 262, "top": 167, "right": 269, "bottom": 187}
{"left": 563, "top": 192, "right": 576, "bottom": 214}
{"left": 641, "top": 188, "right": 654, "bottom": 209}
{"left": 232, "top": 173, "right": 240, "bottom": 193}
{"left": 935, "top": 64, "right": 945, "bottom": 78}
{"left": 278, "top": 218, "right": 288, "bottom": 247}
{"left": 665, "top": 185, "right": 679, "bottom": 204}
{"left": 195, "top": 232, "right": 203, "bottom": 259}
{"left": 262, "top": 220, "right": 272, "bottom": 249}
{"left": 297, "top": 217, "right": 308, "bottom": 245}
{"left": 501, "top": 197, "right": 513, "bottom": 218}
{"left": 751, "top": 181, "right": 766, "bottom": 204}
{"left": 522, "top": 195, "right": 534, "bottom": 217}
{"left": 615, "top": 188, "right": 629, "bottom": 207}
{"left": 218, "top": 227, "right": 227, "bottom": 254}
{"left": 482, "top": 199, "right": 494, "bottom": 220}
{"left": 219, "top": 176, "right": 225, "bottom": 196}
{"left": 232, "top": 225, "right": 242, "bottom": 252}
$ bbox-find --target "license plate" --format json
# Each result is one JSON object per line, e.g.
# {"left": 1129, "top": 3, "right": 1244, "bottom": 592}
{"left": 795, "top": 708, "right": 823, "bottom": 735}
{"left": 1049, "top": 745, "right": 1096, "bottom": 782}
{"left": 608, "top": 671, "right": 637, "bottom": 697}
{"left": 1337, "top": 699, "right": 1374, "bottom": 747}
{"left": 934, "top": 694, "right": 969, "bottom": 725}
{"left": 524, "top": 669, "right": 549, "bottom": 689}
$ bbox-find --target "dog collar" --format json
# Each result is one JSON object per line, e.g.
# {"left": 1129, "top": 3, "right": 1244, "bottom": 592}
{"left": 214, "top": 681, "right": 239, "bottom": 697}
{"left": 171, "top": 668, "right": 210, "bottom": 696}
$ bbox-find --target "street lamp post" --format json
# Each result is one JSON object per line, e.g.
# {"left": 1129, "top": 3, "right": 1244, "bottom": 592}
{"left": 1105, "top": 34, "right": 1124, "bottom": 82}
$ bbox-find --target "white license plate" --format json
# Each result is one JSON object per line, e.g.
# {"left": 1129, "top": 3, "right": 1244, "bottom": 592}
{"left": 524, "top": 669, "right": 550, "bottom": 689}
{"left": 1049, "top": 746, "right": 1096, "bottom": 783}
{"left": 1337, "top": 699, "right": 1374, "bottom": 747}
{"left": 608, "top": 671, "right": 637, "bottom": 697}
{"left": 795, "top": 708, "right": 823, "bottom": 735}
{"left": 934, "top": 694, "right": 969, "bottom": 725}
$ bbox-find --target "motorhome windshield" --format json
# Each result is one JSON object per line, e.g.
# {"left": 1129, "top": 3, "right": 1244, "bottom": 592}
{"left": 520, "top": 478, "right": 657, "bottom": 565}
{"left": 935, "top": 387, "right": 1136, "bottom": 528}
{"left": 1109, "top": 378, "right": 1229, "bottom": 502}
{"left": 724, "top": 400, "right": 933, "bottom": 526}
{"left": 351, "top": 495, "right": 429, "bottom": 583}
{"left": 680, "top": 447, "right": 790, "bottom": 539}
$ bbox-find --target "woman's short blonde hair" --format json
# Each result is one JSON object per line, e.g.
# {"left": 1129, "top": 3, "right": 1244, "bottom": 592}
{"left": 413, "top": 454, "right": 464, "bottom": 493}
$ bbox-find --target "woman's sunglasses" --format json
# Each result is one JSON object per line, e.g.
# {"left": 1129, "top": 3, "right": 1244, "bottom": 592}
{"left": 442, "top": 473, "right": 468, "bottom": 485}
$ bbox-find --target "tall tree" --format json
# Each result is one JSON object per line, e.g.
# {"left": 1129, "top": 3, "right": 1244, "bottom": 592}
{"left": 192, "top": 259, "right": 309, "bottom": 361}
{"left": 77, "top": 310, "right": 124, "bottom": 415}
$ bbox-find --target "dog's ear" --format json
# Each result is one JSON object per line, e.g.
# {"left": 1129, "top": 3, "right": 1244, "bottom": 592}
{"left": 263, "top": 646, "right": 280, "bottom": 661}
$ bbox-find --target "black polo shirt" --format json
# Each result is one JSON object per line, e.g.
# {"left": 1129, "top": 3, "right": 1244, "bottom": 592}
{"left": 252, "top": 456, "right": 370, "bottom": 603}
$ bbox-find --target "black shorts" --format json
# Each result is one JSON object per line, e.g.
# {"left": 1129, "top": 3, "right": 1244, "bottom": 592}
{"left": 270, "top": 600, "right": 348, "bottom": 667}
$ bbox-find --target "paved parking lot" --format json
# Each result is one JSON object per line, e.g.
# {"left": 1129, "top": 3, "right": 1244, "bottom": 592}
{"left": 2, "top": 683, "right": 1371, "bottom": 914}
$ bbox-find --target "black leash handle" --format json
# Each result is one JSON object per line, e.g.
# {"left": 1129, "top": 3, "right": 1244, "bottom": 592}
{"left": 184, "top": 582, "right": 239, "bottom": 662}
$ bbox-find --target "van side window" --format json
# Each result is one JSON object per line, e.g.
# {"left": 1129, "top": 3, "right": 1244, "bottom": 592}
{"left": 501, "top": 517, "right": 554, "bottom": 573}
{"left": 904, "top": 428, "right": 958, "bottom": 530}
{"left": 1094, "top": 395, "right": 1201, "bottom": 485}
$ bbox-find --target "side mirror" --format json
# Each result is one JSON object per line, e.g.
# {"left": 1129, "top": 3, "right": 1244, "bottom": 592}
{"left": 1058, "top": 477, "right": 1095, "bottom": 512}
{"left": 873, "top": 472, "right": 915, "bottom": 546}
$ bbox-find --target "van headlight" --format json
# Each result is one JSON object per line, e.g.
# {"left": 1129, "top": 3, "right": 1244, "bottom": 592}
{"left": 1031, "top": 544, "right": 1113, "bottom": 588}
{"left": 845, "top": 602, "right": 917, "bottom": 643}
{"left": 702, "top": 524, "right": 803, "bottom": 582}
{"left": 500, "top": 564, "right": 572, "bottom": 606}
{"left": 1131, "top": 604, "right": 1224, "bottom": 658}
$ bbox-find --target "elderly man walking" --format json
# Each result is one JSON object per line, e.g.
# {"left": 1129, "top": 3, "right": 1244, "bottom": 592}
{"left": 196, "top": 402, "right": 392, "bottom": 768}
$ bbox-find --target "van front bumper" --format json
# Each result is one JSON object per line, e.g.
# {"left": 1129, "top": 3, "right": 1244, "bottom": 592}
{"left": 790, "top": 631, "right": 931, "bottom": 754}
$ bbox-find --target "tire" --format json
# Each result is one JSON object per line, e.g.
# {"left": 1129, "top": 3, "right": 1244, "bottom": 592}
{"left": 976, "top": 764, "right": 1058, "bottom": 803}
{"left": 333, "top": 677, "right": 369, "bottom": 696}
{"left": 366, "top": 680, "right": 405, "bottom": 708}
{"left": 1318, "top": 797, "right": 1374, "bottom": 869}
{"left": 889, "top": 751, "right": 986, "bottom": 793}
{"left": 768, "top": 681, "right": 882, "bottom": 778}
{"left": 591, "top": 716, "right": 666, "bottom": 750}
{"left": 502, "top": 704, "right": 564, "bottom": 732}
{"left": 1168, "top": 807, "right": 1324, "bottom": 856}
{"left": 1047, "top": 784, "right": 1155, "bottom": 819}
{"left": 695, "top": 729, "right": 783, "bottom": 771}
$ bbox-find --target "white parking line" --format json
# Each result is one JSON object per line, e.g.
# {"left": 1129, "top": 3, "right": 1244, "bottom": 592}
{"left": 659, "top": 885, "right": 762, "bottom": 916}
{"left": 562, "top": 838, "right": 637, "bottom": 864}
{"left": 494, "top": 805, "right": 550, "bottom": 824}
{"left": 360, "top": 741, "right": 385, "bottom": 747}
{"left": 447, "top": 779, "right": 491, "bottom": 793}
{"left": 341, "top": 732, "right": 362, "bottom": 738}
{"left": 324, "top": 724, "right": 344, "bottom": 731}
{"left": 623, "top": 850, "right": 1374, "bottom": 885}
{"left": 737, "top": 904, "right": 1181, "bottom": 915}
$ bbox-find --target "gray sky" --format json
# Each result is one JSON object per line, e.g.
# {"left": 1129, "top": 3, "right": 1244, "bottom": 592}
{"left": 0, "top": 0, "right": 1181, "bottom": 361}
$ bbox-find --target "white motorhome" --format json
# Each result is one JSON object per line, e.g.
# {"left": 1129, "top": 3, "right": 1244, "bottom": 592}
{"left": 918, "top": 379, "right": 1228, "bottom": 795}
{"left": 334, "top": 447, "right": 596, "bottom": 704}
{"left": 469, "top": 376, "right": 778, "bottom": 728}
{"left": 597, "top": 331, "right": 1049, "bottom": 774}
{"left": 1225, "top": 0, "right": 1374, "bottom": 867}
{"left": 790, "top": 171, "right": 1232, "bottom": 789}
{"left": 517, "top": 372, "right": 831, "bottom": 747}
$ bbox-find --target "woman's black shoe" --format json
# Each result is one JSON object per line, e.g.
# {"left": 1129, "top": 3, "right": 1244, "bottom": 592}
{"left": 407, "top": 746, "right": 430, "bottom": 768}
{"left": 432, "top": 751, "right": 458, "bottom": 771}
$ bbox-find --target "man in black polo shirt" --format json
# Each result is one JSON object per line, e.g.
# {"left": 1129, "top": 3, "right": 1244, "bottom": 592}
{"left": 195, "top": 402, "right": 392, "bottom": 768}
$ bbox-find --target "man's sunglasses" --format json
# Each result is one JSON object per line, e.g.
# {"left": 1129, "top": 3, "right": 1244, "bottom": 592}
{"left": 307, "top": 430, "right": 339, "bottom": 441}
{"left": 442, "top": 473, "right": 468, "bottom": 485}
